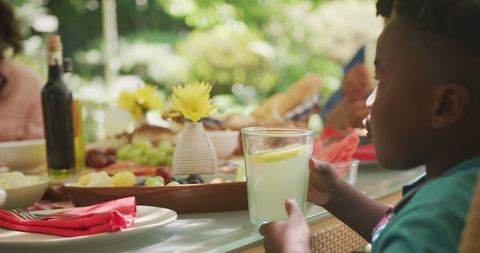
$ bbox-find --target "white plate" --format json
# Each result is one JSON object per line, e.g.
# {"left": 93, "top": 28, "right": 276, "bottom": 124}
{"left": 0, "top": 205, "right": 177, "bottom": 249}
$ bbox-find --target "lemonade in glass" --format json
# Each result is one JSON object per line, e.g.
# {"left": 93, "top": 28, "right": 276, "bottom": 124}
{"left": 241, "top": 127, "right": 314, "bottom": 225}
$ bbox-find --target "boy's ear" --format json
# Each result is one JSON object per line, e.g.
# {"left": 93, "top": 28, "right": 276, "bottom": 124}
{"left": 430, "top": 83, "right": 470, "bottom": 128}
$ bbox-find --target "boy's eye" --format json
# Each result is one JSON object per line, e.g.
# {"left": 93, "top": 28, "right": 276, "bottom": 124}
{"left": 373, "top": 75, "right": 384, "bottom": 87}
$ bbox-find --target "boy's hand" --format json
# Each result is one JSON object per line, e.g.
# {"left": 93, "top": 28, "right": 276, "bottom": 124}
{"left": 259, "top": 199, "right": 312, "bottom": 253}
{"left": 308, "top": 158, "right": 342, "bottom": 206}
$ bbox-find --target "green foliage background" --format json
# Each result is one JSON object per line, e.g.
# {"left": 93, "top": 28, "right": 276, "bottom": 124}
{"left": 9, "top": 0, "right": 380, "bottom": 105}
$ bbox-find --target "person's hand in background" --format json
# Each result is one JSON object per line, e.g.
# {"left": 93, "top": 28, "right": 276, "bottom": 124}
{"left": 259, "top": 199, "right": 311, "bottom": 253}
{"left": 343, "top": 64, "right": 372, "bottom": 101}
{"left": 347, "top": 100, "right": 370, "bottom": 129}
{"left": 324, "top": 64, "right": 372, "bottom": 129}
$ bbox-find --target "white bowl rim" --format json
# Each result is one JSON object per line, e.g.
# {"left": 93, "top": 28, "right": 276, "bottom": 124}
{"left": 0, "top": 139, "right": 45, "bottom": 148}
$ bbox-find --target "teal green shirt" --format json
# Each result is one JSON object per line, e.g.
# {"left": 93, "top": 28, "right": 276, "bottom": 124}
{"left": 372, "top": 157, "right": 480, "bottom": 253}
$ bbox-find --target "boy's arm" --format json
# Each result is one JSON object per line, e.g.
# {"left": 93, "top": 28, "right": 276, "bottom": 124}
{"left": 324, "top": 179, "right": 390, "bottom": 241}
{"left": 309, "top": 159, "right": 390, "bottom": 241}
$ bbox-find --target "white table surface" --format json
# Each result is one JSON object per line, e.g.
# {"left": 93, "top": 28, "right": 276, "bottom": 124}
{"left": 2, "top": 165, "right": 425, "bottom": 253}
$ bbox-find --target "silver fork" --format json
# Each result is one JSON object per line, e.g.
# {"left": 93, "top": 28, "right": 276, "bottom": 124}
{"left": 10, "top": 208, "right": 38, "bottom": 220}
{"left": 10, "top": 208, "right": 78, "bottom": 220}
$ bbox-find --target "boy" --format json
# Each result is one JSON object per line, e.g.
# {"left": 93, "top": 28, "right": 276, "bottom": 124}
{"left": 260, "top": 0, "right": 480, "bottom": 252}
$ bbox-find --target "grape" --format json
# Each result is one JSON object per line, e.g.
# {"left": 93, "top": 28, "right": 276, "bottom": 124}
{"left": 133, "top": 139, "right": 152, "bottom": 151}
{"left": 154, "top": 176, "right": 165, "bottom": 184}
{"left": 187, "top": 174, "right": 204, "bottom": 184}
{"left": 78, "top": 172, "right": 95, "bottom": 186}
{"left": 165, "top": 148, "right": 174, "bottom": 156}
{"left": 112, "top": 171, "right": 136, "bottom": 187}
{"left": 155, "top": 167, "right": 172, "bottom": 182}
{"left": 127, "top": 148, "right": 144, "bottom": 161}
{"left": 116, "top": 146, "right": 130, "bottom": 160}
{"left": 145, "top": 149, "right": 158, "bottom": 160}
{"left": 152, "top": 148, "right": 167, "bottom": 158}
{"left": 132, "top": 157, "right": 143, "bottom": 165}
{"left": 86, "top": 148, "right": 102, "bottom": 158}
{"left": 87, "top": 172, "right": 113, "bottom": 187}
{"left": 159, "top": 141, "right": 173, "bottom": 152}
{"left": 114, "top": 140, "right": 174, "bottom": 166}
{"left": 106, "top": 155, "right": 116, "bottom": 165}
{"left": 166, "top": 181, "right": 181, "bottom": 186}
{"left": 176, "top": 178, "right": 188, "bottom": 184}
{"left": 144, "top": 176, "right": 164, "bottom": 186}
{"left": 105, "top": 147, "right": 117, "bottom": 156}
{"left": 86, "top": 153, "right": 109, "bottom": 168}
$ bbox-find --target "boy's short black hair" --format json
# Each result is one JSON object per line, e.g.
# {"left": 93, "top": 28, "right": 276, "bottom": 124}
{"left": 394, "top": 0, "right": 480, "bottom": 92}
{"left": 376, "top": 0, "right": 395, "bottom": 18}
{"left": 395, "top": 0, "right": 480, "bottom": 42}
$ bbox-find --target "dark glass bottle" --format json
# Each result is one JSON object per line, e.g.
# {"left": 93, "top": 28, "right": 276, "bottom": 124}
{"left": 41, "top": 35, "right": 76, "bottom": 178}
{"left": 63, "top": 58, "right": 85, "bottom": 171}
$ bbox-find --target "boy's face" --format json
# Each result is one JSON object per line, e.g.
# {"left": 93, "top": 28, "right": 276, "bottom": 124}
{"left": 368, "top": 17, "right": 437, "bottom": 170}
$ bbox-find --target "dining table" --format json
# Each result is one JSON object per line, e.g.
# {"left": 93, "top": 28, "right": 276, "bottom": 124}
{"left": 1, "top": 163, "right": 425, "bottom": 253}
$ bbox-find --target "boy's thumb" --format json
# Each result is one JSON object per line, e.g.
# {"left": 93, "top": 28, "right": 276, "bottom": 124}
{"left": 285, "top": 198, "right": 302, "bottom": 219}
{"left": 309, "top": 158, "right": 334, "bottom": 173}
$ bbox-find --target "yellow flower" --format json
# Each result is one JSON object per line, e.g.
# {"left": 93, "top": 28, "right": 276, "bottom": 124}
{"left": 118, "top": 85, "right": 164, "bottom": 120}
{"left": 170, "top": 81, "right": 216, "bottom": 122}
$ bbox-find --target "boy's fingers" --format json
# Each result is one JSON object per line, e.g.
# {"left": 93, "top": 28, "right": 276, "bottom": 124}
{"left": 285, "top": 199, "right": 302, "bottom": 220}
{"left": 259, "top": 223, "right": 274, "bottom": 236}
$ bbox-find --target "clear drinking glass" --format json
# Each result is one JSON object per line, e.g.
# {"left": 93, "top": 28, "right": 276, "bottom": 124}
{"left": 241, "top": 127, "right": 314, "bottom": 225}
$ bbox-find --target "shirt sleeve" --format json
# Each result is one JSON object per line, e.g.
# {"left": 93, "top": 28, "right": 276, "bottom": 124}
{"left": 320, "top": 46, "right": 365, "bottom": 118}
{"left": 373, "top": 204, "right": 462, "bottom": 253}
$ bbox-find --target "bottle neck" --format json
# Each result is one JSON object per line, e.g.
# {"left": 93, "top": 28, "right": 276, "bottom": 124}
{"left": 48, "top": 50, "right": 63, "bottom": 67}
{"left": 47, "top": 50, "right": 64, "bottom": 82}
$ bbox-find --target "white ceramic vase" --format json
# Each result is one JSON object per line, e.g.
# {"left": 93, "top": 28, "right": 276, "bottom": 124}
{"left": 172, "top": 122, "right": 218, "bottom": 175}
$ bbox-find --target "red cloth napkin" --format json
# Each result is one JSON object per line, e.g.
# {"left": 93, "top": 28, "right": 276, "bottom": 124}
{"left": 0, "top": 197, "right": 136, "bottom": 237}
{"left": 353, "top": 143, "right": 377, "bottom": 161}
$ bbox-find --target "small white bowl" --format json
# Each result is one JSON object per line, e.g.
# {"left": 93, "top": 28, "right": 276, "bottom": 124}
{"left": 0, "top": 139, "right": 46, "bottom": 171}
{"left": 1, "top": 175, "right": 50, "bottom": 210}
{"left": 332, "top": 160, "right": 359, "bottom": 185}
{"left": 207, "top": 131, "right": 240, "bottom": 159}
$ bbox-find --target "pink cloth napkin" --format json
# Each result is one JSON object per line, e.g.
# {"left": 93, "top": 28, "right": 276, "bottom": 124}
{"left": 0, "top": 197, "right": 136, "bottom": 237}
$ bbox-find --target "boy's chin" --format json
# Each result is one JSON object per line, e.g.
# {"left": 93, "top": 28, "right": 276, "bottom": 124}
{"left": 377, "top": 157, "right": 422, "bottom": 171}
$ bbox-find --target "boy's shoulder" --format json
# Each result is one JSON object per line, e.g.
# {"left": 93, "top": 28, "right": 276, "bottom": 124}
{"left": 372, "top": 159, "right": 480, "bottom": 253}
{"left": 411, "top": 158, "right": 480, "bottom": 209}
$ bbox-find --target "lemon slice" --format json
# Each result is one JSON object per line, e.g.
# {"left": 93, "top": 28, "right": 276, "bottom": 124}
{"left": 251, "top": 145, "right": 306, "bottom": 163}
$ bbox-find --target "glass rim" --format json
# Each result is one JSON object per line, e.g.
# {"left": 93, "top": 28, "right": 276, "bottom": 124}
{"left": 240, "top": 126, "right": 314, "bottom": 137}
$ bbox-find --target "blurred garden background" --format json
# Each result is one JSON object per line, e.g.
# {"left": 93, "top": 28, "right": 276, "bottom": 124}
{"left": 9, "top": 0, "right": 383, "bottom": 140}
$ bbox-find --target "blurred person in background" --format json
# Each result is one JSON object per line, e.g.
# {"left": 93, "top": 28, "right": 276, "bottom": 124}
{"left": 321, "top": 0, "right": 395, "bottom": 129}
{"left": 0, "top": 0, "right": 44, "bottom": 142}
